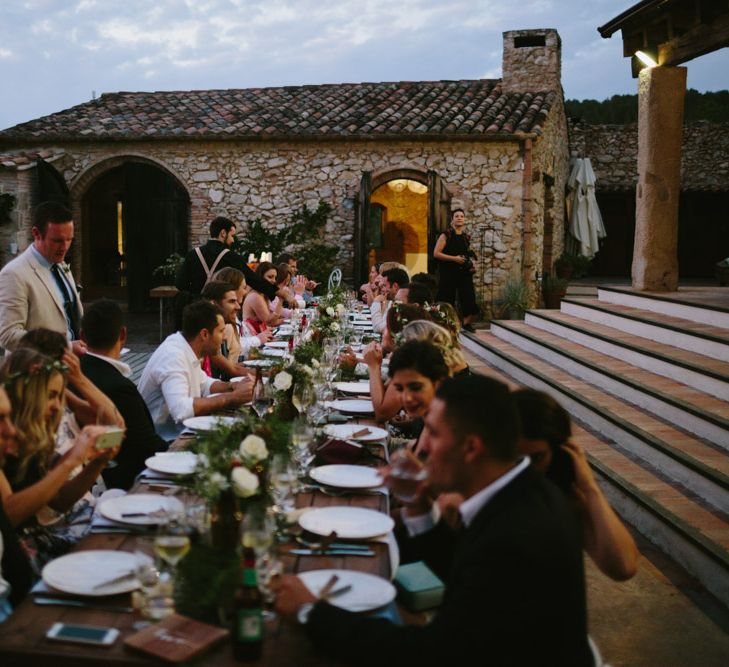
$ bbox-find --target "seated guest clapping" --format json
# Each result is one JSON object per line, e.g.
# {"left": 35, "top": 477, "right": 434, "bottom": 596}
{"left": 274, "top": 374, "right": 593, "bottom": 667}
{"left": 138, "top": 301, "right": 252, "bottom": 440}
{"left": 0, "top": 386, "right": 33, "bottom": 621}
{"left": 0, "top": 349, "right": 116, "bottom": 569}
{"left": 514, "top": 389, "right": 638, "bottom": 581}
{"left": 79, "top": 300, "right": 168, "bottom": 490}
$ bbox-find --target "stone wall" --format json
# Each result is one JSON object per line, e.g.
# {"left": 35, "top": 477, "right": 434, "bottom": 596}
{"left": 502, "top": 29, "right": 561, "bottom": 95}
{"left": 569, "top": 120, "right": 729, "bottom": 191}
{"left": 0, "top": 169, "right": 33, "bottom": 268}
{"left": 1, "top": 137, "right": 546, "bottom": 315}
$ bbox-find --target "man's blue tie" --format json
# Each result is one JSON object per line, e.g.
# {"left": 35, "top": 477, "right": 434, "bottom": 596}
{"left": 51, "top": 264, "right": 79, "bottom": 339}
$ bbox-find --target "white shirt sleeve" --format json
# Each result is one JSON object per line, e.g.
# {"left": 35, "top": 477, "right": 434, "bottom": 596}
{"left": 159, "top": 367, "right": 196, "bottom": 424}
{"left": 401, "top": 504, "right": 441, "bottom": 537}
{"left": 370, "top": 300, "right": 389, "bottom": 333}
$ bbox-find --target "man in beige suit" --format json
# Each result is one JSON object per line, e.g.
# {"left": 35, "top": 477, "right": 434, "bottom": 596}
{"left": 0, "top": 201, "right": 84, "bottom": 353}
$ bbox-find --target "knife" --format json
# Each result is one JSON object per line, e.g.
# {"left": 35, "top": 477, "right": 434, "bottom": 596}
{"left": 34, "top": 597, "right": 134, "bottom": 613}
{"left": 290, "top": 548, "right": 375, "bottom": 557}
{"left": 92, "top": 571, "right": 136, "bottom": 590}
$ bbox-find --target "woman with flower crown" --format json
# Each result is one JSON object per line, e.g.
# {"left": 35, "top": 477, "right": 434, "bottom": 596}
{"left": 0, "top": 348, "right": 116, "bottom": 570}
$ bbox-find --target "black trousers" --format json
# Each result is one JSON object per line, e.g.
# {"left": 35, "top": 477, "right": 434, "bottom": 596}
{"left": 437, "top": 269, "right": 479, "bottom": 318}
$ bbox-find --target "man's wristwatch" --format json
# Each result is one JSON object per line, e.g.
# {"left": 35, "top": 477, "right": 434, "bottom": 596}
{"left": 297, "top": 602, "right": 315, "bottom": 625}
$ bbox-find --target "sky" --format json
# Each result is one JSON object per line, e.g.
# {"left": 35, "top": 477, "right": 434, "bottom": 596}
{"left": 1, "top": 0, "right": 727, "bottom": 131}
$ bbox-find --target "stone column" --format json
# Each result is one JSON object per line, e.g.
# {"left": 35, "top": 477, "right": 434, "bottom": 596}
{"left": 632, "top": 65, "right": 686, "bottom": 291}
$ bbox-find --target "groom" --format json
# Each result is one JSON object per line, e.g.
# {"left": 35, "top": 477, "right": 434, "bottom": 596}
{"left": 274, "top": 374, "right": 593, "bottom": 666}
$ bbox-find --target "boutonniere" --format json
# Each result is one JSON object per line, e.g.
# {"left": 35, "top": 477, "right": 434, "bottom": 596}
{"left": 60, "top": 261, "right": 71, "bottom": 274}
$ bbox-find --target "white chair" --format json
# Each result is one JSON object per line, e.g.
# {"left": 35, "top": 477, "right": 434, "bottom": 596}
{"left": 327, "top": 268, "right": 342, "bottom": 290}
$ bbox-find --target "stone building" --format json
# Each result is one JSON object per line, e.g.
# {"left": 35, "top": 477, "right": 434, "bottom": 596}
{"left": 0, "top": 29, "right": 569, "bottom": 315}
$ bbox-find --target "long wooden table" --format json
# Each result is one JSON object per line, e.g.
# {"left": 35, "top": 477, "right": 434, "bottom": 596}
{"left": 0, "top": 427, "right": 397, "bottom": 666}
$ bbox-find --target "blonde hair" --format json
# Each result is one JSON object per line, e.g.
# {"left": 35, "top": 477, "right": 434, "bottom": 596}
{"left": 379, "top": 261, "right": 408, "bottom": 274}
{"left": 0, "top": 348, "right": 65, "bottom": 483}
{"left": 402, "top": 320, "right": 466, "bottom": 373}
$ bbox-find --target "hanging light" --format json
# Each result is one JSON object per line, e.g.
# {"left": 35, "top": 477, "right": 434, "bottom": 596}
{"left": 388, "top": 179, "right": 408, "bottom": 192}
{"left": 407, "top": 180, "right": 428, "bottom": 194}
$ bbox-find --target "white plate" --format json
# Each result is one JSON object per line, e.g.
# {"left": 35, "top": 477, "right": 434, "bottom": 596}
{"left": 265, "top": 341, "right": 289, "bottom": 349}
{"left": 299, "top": 506, "right": 394, "bottom": 539}
{"left": 323, "top": 423, "right": 389, "bottom": 442}
{"left": 242, "top": 359, "right": 276, "bottom": 368}
{"left": 42, "top": 550, "right": 140, "bottom": 597}
{"left": 261, "top": 348, "right": 287, "bottom": 357}
{"left": 182, "top": 416, "right": 240, "bottom": 431}
{"left": 327, "top": 399, "right": 374, "bottom": 415}
{"left": 310, "top": 465, "right": 383, "bottom": 489}
{"left": 99, "top": 493, "right": 185, "bottom": 526}
{"left": 145, "top": 452, "right": 198, "bottom": 476}
{"left": 299, "top": 569, "right": 395, "bottom": 612}
{"left": 334, "top": 381, "right": 371, "bottom": 395}
{"left": 230, "top": 375, "right": 251, "bottom": 383}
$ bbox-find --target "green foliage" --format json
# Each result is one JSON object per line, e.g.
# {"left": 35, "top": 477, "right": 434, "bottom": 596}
{"left": 566, "top": 89, "right": 729, "bottom": 124}
{"left": 499, "top": 276, "right": 531, "bottom": 316}
{"left": 0, "top": 193, "right": 16, "bottom": 224}
{"left": 543, "top": 275, "right": 569, "bottom": 293}
{"left": 555, "top": 252, "right": 592, "bottom": 279}
{"left": 232, "top": 201, "right": 339, "bottom": 285}
{"left": 293, "top": 339, "right": 323, "bottom": 367}
{"left": 153, "top": 252, "right": 184, "bottom": 279}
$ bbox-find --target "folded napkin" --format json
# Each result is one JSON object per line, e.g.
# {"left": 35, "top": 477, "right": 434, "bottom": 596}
{"left": 314, "top": 438, "right": 364, "bottom": 465}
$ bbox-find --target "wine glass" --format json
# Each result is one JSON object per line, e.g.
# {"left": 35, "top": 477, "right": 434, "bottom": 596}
{"left": 291, "top": 418, "right": 315, "bottom": 478}
{"left": 251, "top": 377, "right": 273, "bottom": 419}
{"left": 154, "top": 513, "right": 192, "bottom": 569}
{"left": 388, "top": 453, "right": 429, "bottom": 503}
{"left": 270, "top": 455, "right": 296, "bottom": 516}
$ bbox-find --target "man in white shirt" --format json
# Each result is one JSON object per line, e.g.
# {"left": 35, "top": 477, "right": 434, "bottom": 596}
{"left": 274, "top": 374, "right": 592, "bottom": 667}
{"left": 370, "top": 266, "right": 409, "bottom": 333}
{"left": 139, "top": 301, "right": 251, "bottom": 440}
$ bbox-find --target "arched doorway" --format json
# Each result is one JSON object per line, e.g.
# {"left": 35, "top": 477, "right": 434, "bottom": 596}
{"left": 80, "top": 160, "right": 189, "bottom": 312}
{"left": 354, "top": 169, "right": 451, "bottom": 284}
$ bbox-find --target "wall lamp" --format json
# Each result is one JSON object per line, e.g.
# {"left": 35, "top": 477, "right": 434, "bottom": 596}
{"left": 631, "top": 48, "right": 658, "bottom": 77}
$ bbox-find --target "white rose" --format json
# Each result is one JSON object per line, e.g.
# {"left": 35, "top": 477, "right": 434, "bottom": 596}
{"left": 231, "top": 467, "right": 260, "bottom": 498}
{"left": 273, "top": 370, "right": 293, "bottom": 392}
{"left": 300, "top": 364, "right": 314, "bottom": 376}
{"left": 198, "top": 453, "right": 210, "bottom": 468}
{"left": 240, "top": 434, "right": 268, "bottom": 462}
{"left": 311, "top": 358, "right": 320, "bottom": 368}
{"left": 331, "top": 322, "right": 340, "bottom": 332}
{"left": 210, "top": 471, "right": 229, "bottom": 491}
{"left": 335, "top": 303, "right": 345, "bottom": 315}
{"left": 326, "top": 306, "right": 335, "bottom": 316}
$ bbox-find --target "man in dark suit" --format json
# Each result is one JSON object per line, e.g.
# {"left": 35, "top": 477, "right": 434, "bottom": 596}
{"left": 274, "top": 375, "right": 593, "bottom": 667}
{"left": 80, "top": 300, "right": 167, "bottom": 490}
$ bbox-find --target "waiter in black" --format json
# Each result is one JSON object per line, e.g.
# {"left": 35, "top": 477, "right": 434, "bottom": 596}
{"left": 175, "top": 216, "right": 283, "bottom": 322}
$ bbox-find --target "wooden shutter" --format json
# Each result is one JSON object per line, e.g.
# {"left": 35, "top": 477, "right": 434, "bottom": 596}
{"left": 354, "top": 171, "right": 372, "bottom": 286}
{"left": 427, "top": 170, "right": 451, "bottom": 273}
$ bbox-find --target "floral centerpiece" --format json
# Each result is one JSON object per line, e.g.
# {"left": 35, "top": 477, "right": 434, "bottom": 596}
{"left": 311, "top": 285, "right": 348, "bottom": 341}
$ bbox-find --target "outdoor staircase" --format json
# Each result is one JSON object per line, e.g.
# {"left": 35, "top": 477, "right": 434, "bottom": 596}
{"left": 463, "top": 285, "right": 729, "bottom": 608}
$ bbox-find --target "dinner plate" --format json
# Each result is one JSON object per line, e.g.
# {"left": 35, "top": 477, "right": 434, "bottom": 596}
{"left": 309, "top": 465, "right": 383, "bottom": 489}
{"left": 261, "top": 348, "right": 287, "bottom": 357}
{"left": 299, "top": 506, "right": 394, "bottom": 539}
{"left": 265, "top": 341, "right": 289, "bottom": 349}
{"left": 99, "top": 494, "right": 185, "bottom": 526}
{"left": 323, "top": 423, "right": 389, "bottom": 442}
{"left": 242, "top": 359, "right": 277, "bottom": 368}
{"left": 327, "top": 399, "right": 374, "bottom": 415}
{"left": 299, "top": 569, "right": 395, "bottom": 612}
{"left": 144, "top": 452, "right": 198, "bottom": 476}
{"left": 334, "top": 381, "right": 371, "bottom": 395}
{"left": 43, "top": 550, "right": 140, "bottom": 597}
{"left": 183, "top": 416, "right": 240, "bottom": 431}
{"left": 230, "top": 375, "right": 252, "bottom": 383}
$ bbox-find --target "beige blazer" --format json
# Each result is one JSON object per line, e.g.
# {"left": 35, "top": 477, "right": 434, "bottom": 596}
{"left": 0, "top": 245, "right": 83, "bottom": 351}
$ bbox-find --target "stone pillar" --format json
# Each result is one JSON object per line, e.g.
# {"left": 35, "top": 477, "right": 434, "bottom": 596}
{"left": 632, "top": 65, "right": 686, "bottom": 291}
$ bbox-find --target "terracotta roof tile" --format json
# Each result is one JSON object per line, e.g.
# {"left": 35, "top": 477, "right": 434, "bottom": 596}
{"left": 0, "top": 81, "right": 556, "bottom": 142}
{"left": 0, "top": 149, "right": 65, "bottom": 170}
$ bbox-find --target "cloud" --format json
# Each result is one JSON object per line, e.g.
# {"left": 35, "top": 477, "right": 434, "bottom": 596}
{"left": 0, "top": 48, "right": 13, "bottom": 59}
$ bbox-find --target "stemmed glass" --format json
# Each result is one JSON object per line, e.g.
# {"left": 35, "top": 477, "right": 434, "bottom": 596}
{"left": 240, "top": 511, "right": 280, "bottom": 621}
{"left": 270, "top": 454, "right": 296, "bottom": 516}
{"left": 252, "top": 376, "right": 274, "bottom": 419}
{"left": 291, "top": 418, "right": 315, "bottom": 479}
{"left": 292, "top": 383, "right": 315, "bottom": 419}
{"left": 152, "top": 513, "right": 192, "bottom": 614}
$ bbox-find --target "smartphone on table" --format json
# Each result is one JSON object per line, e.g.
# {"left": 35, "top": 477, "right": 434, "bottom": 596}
{"left": 46, "top": 622, "right": 119, "bottom": 646}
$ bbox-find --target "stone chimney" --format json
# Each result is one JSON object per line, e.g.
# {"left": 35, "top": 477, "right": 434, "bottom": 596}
{"left": 501, "top": 29, "right": 561, "bottom": 94}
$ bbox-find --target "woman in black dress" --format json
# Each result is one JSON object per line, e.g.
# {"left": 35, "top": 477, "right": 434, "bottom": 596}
{"left": 433, "top": 209, "right": 478, "bottom": 331}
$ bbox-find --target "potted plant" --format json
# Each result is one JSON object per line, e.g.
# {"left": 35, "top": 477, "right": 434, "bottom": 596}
{"left": 542, "top": 275, "right": 568, "bottom": 309}
{"left": 554, "top": 253, "right": 575, "bottom": 280}
{"left": 499, "top": 277, "right": 531, "bottom": 320}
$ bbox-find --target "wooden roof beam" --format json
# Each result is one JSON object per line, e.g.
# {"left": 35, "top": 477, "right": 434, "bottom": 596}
{"left": 658, "top": 12, "right": 729, "bottom": 65}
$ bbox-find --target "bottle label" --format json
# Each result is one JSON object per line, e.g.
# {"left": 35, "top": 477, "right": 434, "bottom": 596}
{"left": 237, "top": 609, "right": 263, "bottom": 641}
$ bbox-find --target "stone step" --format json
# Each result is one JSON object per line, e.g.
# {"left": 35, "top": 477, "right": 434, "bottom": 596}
{"left": 486, "top": 318, "right": 729, "bottom": 450}
{"left": 524, "top": 309, "right": 729, "bottom": 401}
{"left": 598, "top": 286, "right": 729, "bottom": 329}
{"left": 461, "top": 333, "right": 729, "bottom": 609}
{"left": 562, "top": 297, "right": 729, "bottom": 362}
{"left": 464, "top": 329, "right": 729, "bottom": 514}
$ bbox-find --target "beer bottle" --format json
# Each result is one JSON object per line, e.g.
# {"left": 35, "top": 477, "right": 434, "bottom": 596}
{"left": 233, "top": 564, "right": 263, "bottom": 661}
